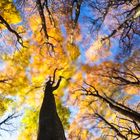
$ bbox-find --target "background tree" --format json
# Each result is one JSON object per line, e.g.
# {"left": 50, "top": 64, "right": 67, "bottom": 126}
{"left": 67, "top": 49, "right": 140, "bottom": 139}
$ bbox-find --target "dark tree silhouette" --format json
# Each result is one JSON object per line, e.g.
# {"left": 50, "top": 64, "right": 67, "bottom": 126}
{"left": 37, "top": 69, "right": 66, "bottom": 140}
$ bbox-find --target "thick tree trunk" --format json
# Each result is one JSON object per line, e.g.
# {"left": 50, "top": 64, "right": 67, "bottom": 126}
{"left": 37, "top": 75, "right": 66, "bottom": 140}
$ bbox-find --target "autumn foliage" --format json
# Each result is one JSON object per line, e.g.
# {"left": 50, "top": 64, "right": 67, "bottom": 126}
{"left": 0, "top": 0, "right": 140, "bottom": 140}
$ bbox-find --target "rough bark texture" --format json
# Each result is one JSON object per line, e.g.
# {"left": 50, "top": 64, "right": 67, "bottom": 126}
{"left": 37, "top": 73, "right": 66, "bottom": 140}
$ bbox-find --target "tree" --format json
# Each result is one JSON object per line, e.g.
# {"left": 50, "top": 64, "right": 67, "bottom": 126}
{"left": 80, "top": 82, "right": 140, "bottom": 139}
{"left": 67, "top": 49, "right": 140, "bottom": 139}
{"left": 37, "top": 69, "right": 66, "bottom": 140}
{"left": 84, "top": 0, "right": 140, "bottom": 56}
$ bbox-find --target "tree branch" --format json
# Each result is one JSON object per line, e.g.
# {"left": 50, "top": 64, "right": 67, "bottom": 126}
{"left": 95, "top": 113, "right": 128, "bottom": 140}
{"left": 0, "top": 15, "right": 26, "bottom": 48}
{"left": 82, "top": 83, "right": 140, "bottom": 123}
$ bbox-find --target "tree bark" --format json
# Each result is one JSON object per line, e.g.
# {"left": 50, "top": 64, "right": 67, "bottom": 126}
{"left": 37, "top": 74, "right": 66, "bottom": 140}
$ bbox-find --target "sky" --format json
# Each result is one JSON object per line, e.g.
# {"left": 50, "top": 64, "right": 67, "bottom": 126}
{"left": 0, "top": 112, "right": 21, "bottom": 140}
{"left": 0, "top": 61, "right": 5, "bottom": 71}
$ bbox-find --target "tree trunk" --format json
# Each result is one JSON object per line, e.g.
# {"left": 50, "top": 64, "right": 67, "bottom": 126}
{"left": 37, "top": 75, "right": 66, "bottom": 140}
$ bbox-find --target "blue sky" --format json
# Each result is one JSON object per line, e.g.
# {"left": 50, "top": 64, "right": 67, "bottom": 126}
{"left": 0, "top": 61, "right": 5, "bottom": 71}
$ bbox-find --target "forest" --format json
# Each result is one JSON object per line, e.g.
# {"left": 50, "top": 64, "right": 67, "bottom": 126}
{"left": 0, "top": 0, "right": 140, "bottom": 139}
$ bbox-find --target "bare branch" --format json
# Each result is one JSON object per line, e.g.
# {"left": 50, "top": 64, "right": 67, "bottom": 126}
{"left": 0, "top": 15, "right": 26, "bottom": 48}
{"left": 43, "top": 0, "right": 56, "bottom": 27}
{"left": 0, "top": 112, "right": 20, "bottom": 133}
{"left": 95, "top": 113, "right": 127, "bottom": 140}
{"left": 36, "top": 0, "right": 49, "bottom": 40}
{"left": 82, "top": 83, "right": 140, "bottom": 123}
{"left": 52, "top": 68, "right": 57, "bottom": 85}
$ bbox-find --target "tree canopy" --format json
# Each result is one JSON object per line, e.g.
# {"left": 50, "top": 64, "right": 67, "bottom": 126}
{"left": 0, "top": 0, "right": 140, "bottom": 139}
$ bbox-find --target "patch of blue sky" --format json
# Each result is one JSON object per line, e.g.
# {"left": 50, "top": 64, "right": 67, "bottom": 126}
{"left": 0, "top": 101, "right": 36, "bottom": 140}
{"left": 68, "top": 106, "right": 79, "bottom": 123}
{"left": 62, "top": 89, "right": 79, "bottom": 124}
{"left": 0, "top": 60, "right": 5, "bottom": 71}
{"left": 0, "top": 130, "right": 19, "bottom": 140}
{"left": 0, "top": 116, "right": 22, "bottom": 140}
{"left": 0, "top": 108, "right": 23, "bottom": 140}
{"left": 0, "top": 44, "right": 14, "bottom": 55}
{"left": 128, "top": 95, "right": 140, "bottom": 105}
{"left": 0, "top": 28, "right": 21, "bottom": 55}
